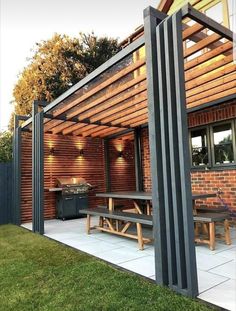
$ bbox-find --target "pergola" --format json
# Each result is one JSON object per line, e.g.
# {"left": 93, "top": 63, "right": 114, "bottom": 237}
{"left": 13, "top": 4, "right": 234, "bottom": 298}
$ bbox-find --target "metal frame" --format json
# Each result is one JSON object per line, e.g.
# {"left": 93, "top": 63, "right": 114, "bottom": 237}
{"left": 13, "top": 2, "right": 235, "bottom": 299}
{"left": 32, "top": 101, "right": 44, "bottom": 234}
{"left": 144, "top": 6, "right": 198, "bottom": 297}
{"left": 13, "top": 116, "right": 23, "bottom": 225}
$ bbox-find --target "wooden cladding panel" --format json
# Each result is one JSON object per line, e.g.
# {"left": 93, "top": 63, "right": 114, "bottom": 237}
{"left": 108, "top": 137, "right": 136, "bottom": 208}
{"left": 21, "top": 132, "right": 106, "bottom": 223}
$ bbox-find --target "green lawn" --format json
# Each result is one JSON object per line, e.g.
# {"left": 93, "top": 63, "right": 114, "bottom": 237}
{"left": 0, "top": 225, "right": 214, "bottom": 311}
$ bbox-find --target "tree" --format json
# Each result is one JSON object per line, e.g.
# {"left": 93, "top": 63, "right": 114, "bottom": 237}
{"left": 11, "top": 33, "right": 119, "bottom": 127}
{"left": 0, "top": 131, "right": 13, "bottom": 162}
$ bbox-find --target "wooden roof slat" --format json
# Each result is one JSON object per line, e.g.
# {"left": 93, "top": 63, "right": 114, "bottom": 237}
{"left": 111, "top": 108, "right": 148, "bottom": 126}
{"left": 82, "top": 125, "right": 109, "bottom": 137}
{"left": 90, "top": 93, "right": 147, "bottom": 123}
{"left": 121, "top": 113, "right": 148, "bottom": 127}
{"left": 185, "top": 54, "right": 233, "bottom": 82}
{"left": 186, "top": 72, "right": 236, "bottom": 98}
{"left": 67, "top": 74, "right": 146, "bottom": 120}
{"left": 77, "top": 82, "right": 147, "bottom": 121}
{"left": 186, "top": 80, "right": 236, "bottom": 104}
{"left": 52, "top": 121, "right": 76, "bottom": 135}
{"left": 100, "top": 100, "right": 147, "bottom": 124}
{"left": 44, "top": 120, "right": 64, "bottom": 132}
{"left": 96, "top": 128, "right": 127, "bottom": 138}
{"left": 187, "top": 87, "right": 236, "bottom": 108}
{"left": 90, "top": 126, "right": 125, "bottom": 137}
{"left": 185, "top": 63, "right": 236, "bottom": 91}
{"left": 182, "top": 23, "right": 205, "bottom": 40}
{"left": 184, "top": 41, "right": 232, "bottom": 71}
{"left": 62, "top": 123, "right": 88, "bottom": 135}
{"left": 129, "top": 116, "right": 148, "bottom": 128}
{"left": 72, "top": 124, "right": 98, "bottom": 136}
{"left": 184, "top": 33, "right": 222, "bottom": 58}
{"left": 52, "top": 58, "right": 146, "bottom": 117}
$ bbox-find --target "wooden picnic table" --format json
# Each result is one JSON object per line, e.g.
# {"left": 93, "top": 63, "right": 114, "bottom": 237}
{"left": 96, "top": 191, "right": 218, "bottom": 214}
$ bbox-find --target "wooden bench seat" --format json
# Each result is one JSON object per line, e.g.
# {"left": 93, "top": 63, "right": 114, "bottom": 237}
{"left": 80, "top": 208, "right": 153, "bottom": 250}
{"left": 194, "top": 213, "right": 231, "bottom": 250}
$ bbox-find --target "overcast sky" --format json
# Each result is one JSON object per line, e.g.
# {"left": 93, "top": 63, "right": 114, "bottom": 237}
{"left": 0, "top": 0, "right": 160, "bottom": 131}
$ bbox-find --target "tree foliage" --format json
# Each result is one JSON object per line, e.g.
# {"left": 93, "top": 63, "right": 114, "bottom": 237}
{"left": 12, "top": 33, "right": 119, "bottom": 126}
{"left": 0, "top": 131, "right": 13, "bottom": 162}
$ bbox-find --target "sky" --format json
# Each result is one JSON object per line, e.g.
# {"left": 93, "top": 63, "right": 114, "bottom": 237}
{"left": 0, "top": 0, "right": 160, "bottom": 131}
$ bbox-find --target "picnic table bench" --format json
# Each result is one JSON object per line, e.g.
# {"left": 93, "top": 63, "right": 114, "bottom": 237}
{"left": 80, "top": 207, "right": 153, "bottom": 250}
{"left": 193, "top": 213, "right": 231, "bottom": 250}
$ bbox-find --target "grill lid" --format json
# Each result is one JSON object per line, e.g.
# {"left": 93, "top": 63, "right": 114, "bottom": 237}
{"left": 56, "top": 177, "right": 88, "bottom": 187}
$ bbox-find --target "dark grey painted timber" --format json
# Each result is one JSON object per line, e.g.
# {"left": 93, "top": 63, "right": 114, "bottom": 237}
{"left": 13, "top": 123, "right": 22, "bottom": 225}
{"left": 144, "top": 6, "right": 198, "bottom": 297}
{"left": 32, "top": 102, "right": 44, "bottom": 234}
{"left": 144, "top": 6, "right": 169, "bottom": 286}
{"left": 103, "top": 139, "right": 111, "bottom": 192}
{"left": 96, "top": 191, "right": 152, "bottom": 200}
{"left": 181, "top": 4, "right": 233, "bottom": 41}
{"left": 80, "top": 207, "right": 153, "bottom": 225}
{"left": 0, "top": 162, "right": 13, "bottom": 225}
{"left": 134, "top": 127, "right": 143, "bottom": 191}
{"left": 96, "top": 191, "right": 218, "bottom": 201}
{"left": 193, "top": 213, "right": 231, "bottom": 222}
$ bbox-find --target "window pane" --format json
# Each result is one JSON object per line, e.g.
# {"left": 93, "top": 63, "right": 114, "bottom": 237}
{"left": 191, "top": 129, "right": 208, "bottom": 166}
{"left": 205, "top": 2, "right": 223, "bottom": 25}
{"left": 213, "top": 123, "right": 234, "bottom": 164}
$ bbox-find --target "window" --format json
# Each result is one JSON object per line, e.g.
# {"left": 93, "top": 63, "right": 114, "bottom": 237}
{"left": 212, "top": 123, "right": 234, "bottom": 165}
{"left": 227, "top": 0, "right": 236, "bottom": 30}
{"left": 205, "top": 2, "right": 224, "bottom": 25}
{"left": 190, "top": 120, "right": 236, "bottom": 169}
{"left": 191, "top": 128, "right": 209, "bottom": 166}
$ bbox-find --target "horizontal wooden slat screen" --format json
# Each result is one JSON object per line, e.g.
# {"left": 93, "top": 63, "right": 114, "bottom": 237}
{"left": 108, "top": 135, "right": 136, "bottom": 209}
{"left": 21, "top": 132, "right": 107, "bottom": 222}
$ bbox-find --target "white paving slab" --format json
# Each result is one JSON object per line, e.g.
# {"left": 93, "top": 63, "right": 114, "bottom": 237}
{"left": 119, "top": 255, "right": 155, "bottom": 278}
{"left": 209, "top": 260, "right": 236, "bottom": 280}
{"left": 197, "top": 270, "right": 229, "bottom": 293}
{"left": 21, "top": 219, "right": 236, "bottom": 310}
{"left": 199, "top": 279, "right": 236, "bottom": 311}
{"left": 196, "top": 252, "right": 232, "bottom": 271}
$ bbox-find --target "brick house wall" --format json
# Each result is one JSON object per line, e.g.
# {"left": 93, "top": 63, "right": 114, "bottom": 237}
{"left": 140, "top": 101, "right": 236, "bottom": 214}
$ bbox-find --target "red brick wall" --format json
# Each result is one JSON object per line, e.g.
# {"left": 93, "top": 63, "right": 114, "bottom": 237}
{"left": 140, "top": 102, "right": 236, "bottom": 213}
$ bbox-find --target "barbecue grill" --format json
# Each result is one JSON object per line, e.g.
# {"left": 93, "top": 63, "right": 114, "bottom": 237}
{"left": 54, "top": 177, "right": 92, "bottom": 220}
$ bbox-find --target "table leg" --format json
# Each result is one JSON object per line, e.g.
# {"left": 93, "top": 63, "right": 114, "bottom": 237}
{"left": 108, "top": 198, "right": 114, "bottom": 211}
{"left": 87, "top": 215, "right": 91, "bottom": 234}
{"left": 136, "top": 223, "right": 144, "bottom": 250}
{"left": 133, "top": 200, "right": 142, "bottom": 214}
{"left": 209, "top": 222, "right": 215, "bottom": 251}
{"left": 224, "top": 219, "right": 231, "bottom": 245}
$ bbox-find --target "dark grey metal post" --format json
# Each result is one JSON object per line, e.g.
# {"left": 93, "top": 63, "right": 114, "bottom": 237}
{"left": 144, "top": 6, "right": 169, "bottom": 286}
{"left": 13, "top": 115, "right": 22, "bottom": 225}
{"left": 134, "top": 127, "right": 143, "bottom": 191}
{"left": 104, "top": 139, "right": 111, "bottom": 192}
{"left": 32, "top": 101, "right": 44, "bottom": 234}
{"left": 144, "top": 6, "right": 198, "bottom": 297}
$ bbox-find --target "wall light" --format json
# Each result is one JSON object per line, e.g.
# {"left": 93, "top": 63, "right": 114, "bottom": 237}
{"left": 79, "top": 149, "right": 84, "bottom": 156}
{"left": 50, "top": 147, "right": 55, "bottom": 155}
{"left": 118, "top": 151, "right": 123, "bottom": 158}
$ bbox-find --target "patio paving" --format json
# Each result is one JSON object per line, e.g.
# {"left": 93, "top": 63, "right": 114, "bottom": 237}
{"left": 22, "top": 217, "right": 236, "bottom": 311}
